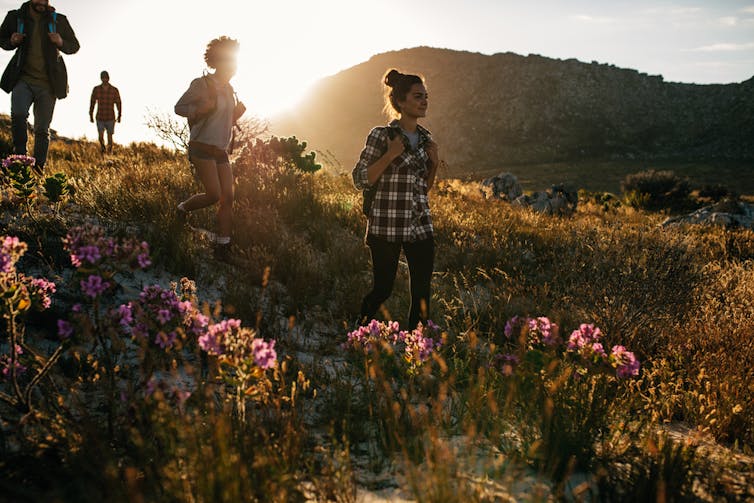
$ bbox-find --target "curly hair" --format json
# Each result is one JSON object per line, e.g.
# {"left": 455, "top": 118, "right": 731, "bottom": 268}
{"left": 203, "top": 36, "right": 240, "bottom": 69}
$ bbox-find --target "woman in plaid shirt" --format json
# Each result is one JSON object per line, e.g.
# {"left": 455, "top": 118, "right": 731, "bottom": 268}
{"left": 352, "top": 69, "right": 440, "bottom": 329}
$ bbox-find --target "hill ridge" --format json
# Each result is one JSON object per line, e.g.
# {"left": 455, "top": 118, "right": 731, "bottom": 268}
{"left": 273, "top": 46, "right": 754, "bottom": 176}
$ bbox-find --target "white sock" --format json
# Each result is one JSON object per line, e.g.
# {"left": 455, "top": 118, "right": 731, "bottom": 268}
{"left": 215, "top": 236, "right": 230, "bottom": 245}
{"left": 177, "top": 202, "right": 187, "bottom": 212}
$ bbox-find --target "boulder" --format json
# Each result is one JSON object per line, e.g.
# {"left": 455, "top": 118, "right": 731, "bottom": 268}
{"left": 512, "top": 184, "right": 578, "bottom": 216}
{"left": 662, "top": 201, "right": 754, "bottom": 229}
{"left": 481, "top": 172, "right": 523, "bottom": 201}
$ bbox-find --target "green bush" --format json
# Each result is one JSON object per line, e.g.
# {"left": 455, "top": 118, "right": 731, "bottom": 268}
{"left": 621, "top": 169, "right": 690, "bottom": 210}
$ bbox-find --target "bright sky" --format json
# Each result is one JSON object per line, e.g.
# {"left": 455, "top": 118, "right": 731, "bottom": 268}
{"left": 0, "top": 0, "right": 753, "bottom": 146}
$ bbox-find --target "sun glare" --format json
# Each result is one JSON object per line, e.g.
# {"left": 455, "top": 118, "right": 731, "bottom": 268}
{"left": 233, "top": 60, "right": 313, "bottom": 120}
{"left": 221, "top": 0, "right": 371, "bottom": 120}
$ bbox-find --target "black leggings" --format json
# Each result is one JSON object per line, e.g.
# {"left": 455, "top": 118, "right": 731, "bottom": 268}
{"left": 360, "top": 234, "right": 435, "bottom": 329}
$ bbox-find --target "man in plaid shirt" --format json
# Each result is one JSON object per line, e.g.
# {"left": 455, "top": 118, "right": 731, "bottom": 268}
{"left": 89, "top": 70, "right": 121, "bottom": 154}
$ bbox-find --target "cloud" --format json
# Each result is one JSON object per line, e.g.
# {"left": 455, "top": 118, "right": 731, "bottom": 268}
{"left": 688, "top": 42, "right": 754, "bottom": 52}
{"left": 741, "top": 6, "right": 754, "bottom": 14}
{"left": 642, "top": 6, "right": 703, "bottom": 16}
{"left": 717, "top": 16, "right": 739, "bottom": 26}
{"left": 570, "top": 14, "right": 615, "bottom": 24}
{"left": 671, "top": 7, "right": 703, "bottom": 15}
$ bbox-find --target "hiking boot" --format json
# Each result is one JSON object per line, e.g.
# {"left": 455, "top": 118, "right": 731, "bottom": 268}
{"left": 213, "top": 243, "right": 233, "bottom": 264}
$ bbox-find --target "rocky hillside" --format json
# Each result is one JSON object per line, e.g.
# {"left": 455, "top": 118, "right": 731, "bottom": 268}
{"left": 273, "top": 47, "right": 754, "bottom": 176}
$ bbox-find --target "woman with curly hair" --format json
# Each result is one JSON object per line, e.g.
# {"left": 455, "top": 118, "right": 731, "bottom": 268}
{"left": 175, "top": 36, "right": 246, "bottom": 262}
{"left": 352, "top": 69, "right": 441, "bottom": 329}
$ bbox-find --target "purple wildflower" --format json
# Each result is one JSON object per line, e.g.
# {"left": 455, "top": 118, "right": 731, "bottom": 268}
{"left": 156, "top": 308, "right": 173, "bottom": 324}
{"left": 611, "top": 345, "right": 640, "bottom": 378}
{"left": 117, "top": 303, "right": 133, "bottom": 326}
{"left": 0, "top": 345, "right": 26, "bottom": 378}
{"left": 80, "top": 275, "right": 109, "bottom": 298}
{"left": 2, "top": 154, "right": 35, "bottom": 168}
{"left": 504, "top": 315, "right": 522, "bottom": 338}
{"left": 527, "top": 316, "right": 560, "bottom": 346}
{"left": 137, "top": 252, "right": 151, "bottom": 269}
{"left": 567, "top": 323, "right": 603, "bottom": 351}
{"left": 154, "top": 331, "right": 178, "bottom": 350}
{"left": 57, "top": 319, "right": 74, "bottom": 339}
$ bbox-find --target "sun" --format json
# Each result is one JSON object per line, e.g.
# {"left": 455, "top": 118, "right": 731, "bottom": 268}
{"left": 232, "top": 59, "right": 312, "bottom": 120}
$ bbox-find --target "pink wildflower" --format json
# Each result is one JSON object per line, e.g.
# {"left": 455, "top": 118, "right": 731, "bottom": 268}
{"left": 252, "top": 338, "right": 277, "bottom": 369}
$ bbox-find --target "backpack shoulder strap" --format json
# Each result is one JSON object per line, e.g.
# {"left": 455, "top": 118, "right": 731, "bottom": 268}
{"left": 48, "top": 12, "right": 57, "bottom": 34}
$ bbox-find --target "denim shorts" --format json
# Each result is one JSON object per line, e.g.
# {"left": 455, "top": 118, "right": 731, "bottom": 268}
{"left": 188, "top": 141, "right": 229, "bottom": 164}
{"left": 96, "top": 120, "right": 115, "bottom": 134}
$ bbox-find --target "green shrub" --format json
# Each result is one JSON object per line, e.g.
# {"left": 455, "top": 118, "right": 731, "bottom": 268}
{"left": 621, "top": 169, "right": 690, "bottom": 210}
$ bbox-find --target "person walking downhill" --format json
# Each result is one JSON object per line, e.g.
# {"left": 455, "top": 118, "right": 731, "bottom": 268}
{"left": 353, "top": 69, "right": 441, "bottom": 330}
{"left": 174, "top": 36, "right": 246, "bottom": 263}
{"left": 89, "top": 70, "right": 121, "bottom": 154}
{"left": 0, "top": 0, "right": 79, "bottom": 173}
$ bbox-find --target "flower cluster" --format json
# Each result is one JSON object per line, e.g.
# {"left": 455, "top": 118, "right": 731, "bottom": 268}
{"left": 346, "top": 319, "right": 407, "bottom": 352}
{"left": 63, "top": 224, "right": 151, "bottom": 270}
{"left": 1, "top": 154, "right": 35, "bottom": 170}
{"left": 1, "top": 236, "right": 27, "bottom": 274}
{"left": 80, "top": 274, "right": 109, "bottom": 299}
{"left": 565, "top": 322, "right": 641, "bottom": 378}
{"left": 119, "top": 284, "right": 207, "bottom": 351}
{"left": 609, "top": 345, "right": 641, "bottom": 378}
{"left": 198, "top": 318, "right": 277, "bottom": 370}
{"left": 25, "top": 276, "right": 56, "bottom": 309}
{"left": 567, "top": 324, "right": 606, "bottom": 361}
{"left": 496, "top": 317, "right": 640, "bottom": 379}
{"left": 0, "top": 344, "right": 25, "bottom": 379}
{"left": 2, "top": 236, "right": 56, "bottom": 313}
{"left": 345, "top": 319, "right": 443, "bottom": 372}
{"left": 504, "top": 315, "right": 560, "bottom": 347}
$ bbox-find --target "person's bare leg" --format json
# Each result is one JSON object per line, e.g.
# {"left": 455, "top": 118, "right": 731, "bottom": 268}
{"left": 180, "top": 158, "right": 220, "bottom": 211}
{"left": 106, "top": 130, "right": 114, "bottom": 153}
{"left": 98, "top": 129, "right": 105, "bottom": 154}
{"left": 215, "top": 162, "right": 234, "bottom": 239}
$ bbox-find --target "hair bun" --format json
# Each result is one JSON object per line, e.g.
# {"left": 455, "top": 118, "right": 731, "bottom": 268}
{"left": 384, "top": 69, "right": 403, "bottom": 88}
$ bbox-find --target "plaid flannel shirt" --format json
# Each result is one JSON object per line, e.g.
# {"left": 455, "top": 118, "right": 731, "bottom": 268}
{"left": 352, "top": 120, "right": 433, "bottom": 242}
{"left": 90, "top": 84, "right": 121, "bottom": 121}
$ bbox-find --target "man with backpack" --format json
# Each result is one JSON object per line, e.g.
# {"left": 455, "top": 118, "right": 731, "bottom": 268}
{"left": 0, "top": 0, "right": 79, "bottom": 173}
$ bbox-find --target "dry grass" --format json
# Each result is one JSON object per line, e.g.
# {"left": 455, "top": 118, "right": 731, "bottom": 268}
{"left": 1, "top": 135, "right": 753, "bottom": 501}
